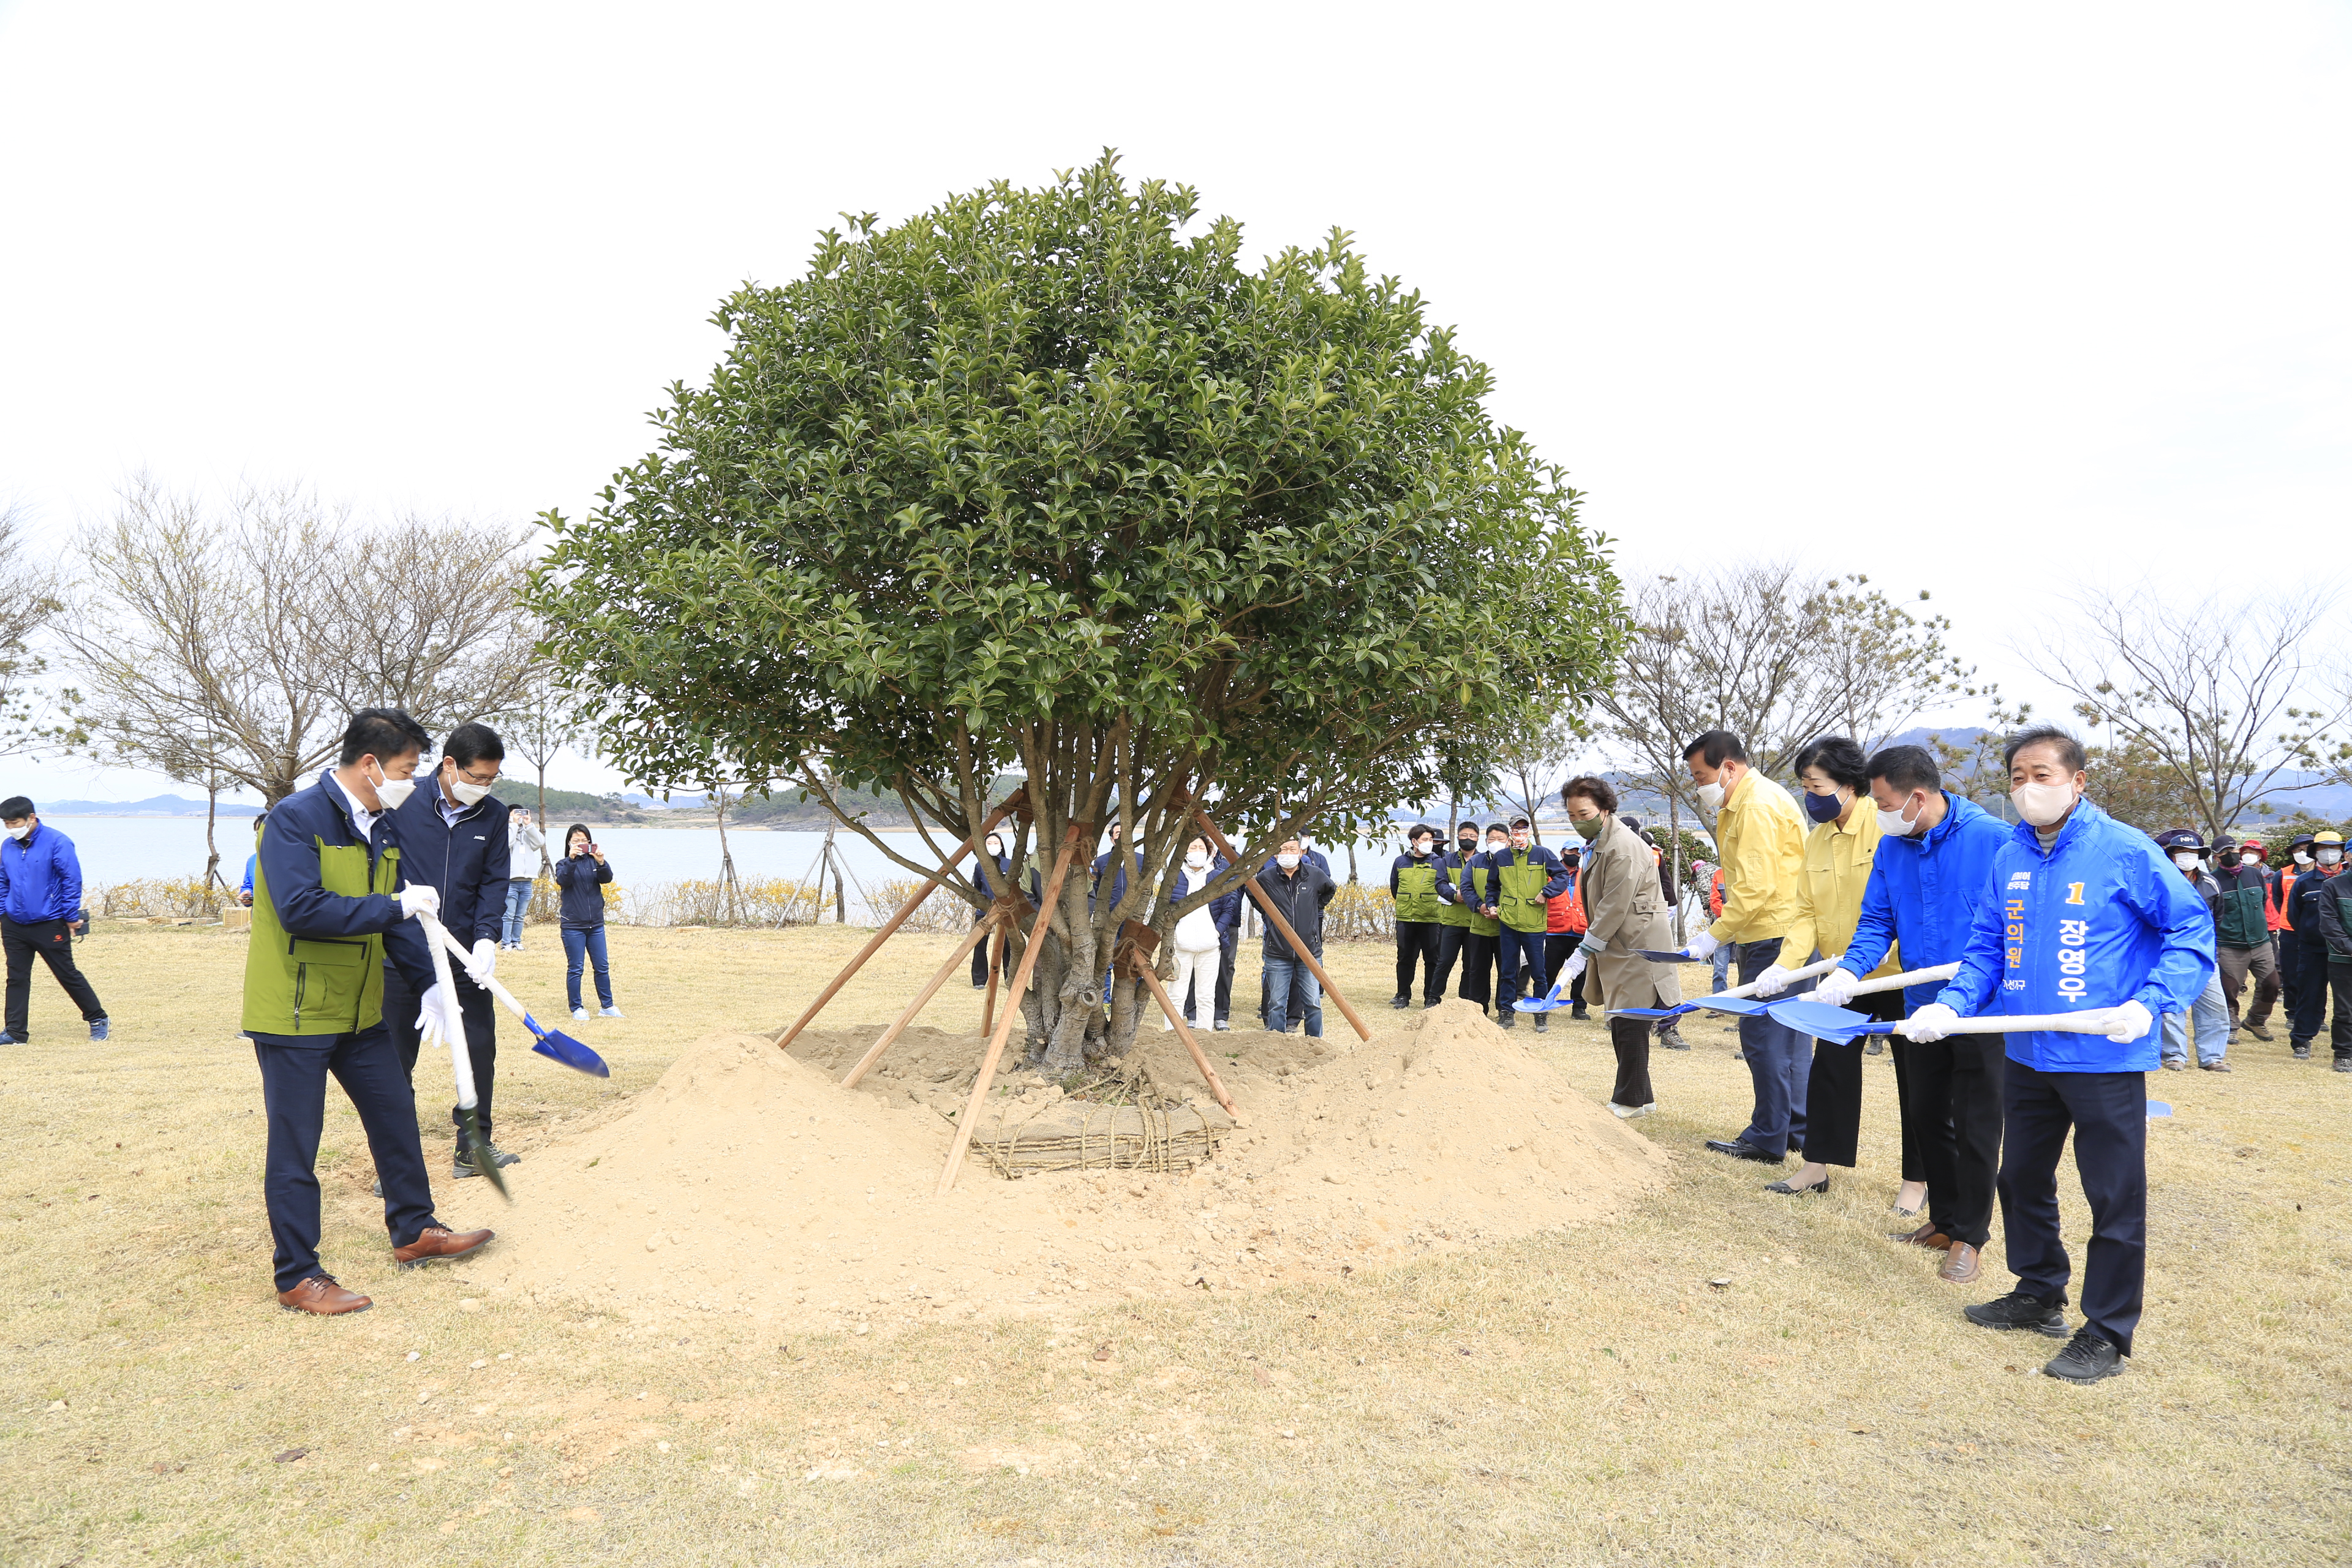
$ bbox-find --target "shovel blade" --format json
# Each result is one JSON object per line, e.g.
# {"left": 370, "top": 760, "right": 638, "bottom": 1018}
{"left": 1632, "top": 948, "right": 1702, "bottom": 963}
{"left": 456, "top": 1106, "right": 511, "bottom": 1204}
{"left": 1612, "top": 1005, "right": 1693, "bottom": 1020}
{"left": 1691, "top": 995, "right": 1771, "bottom": 1016}
{"left": 1512, "top": 996, "right": 1565, "bottom": 1013}
{"left": 529, "top": 1027, "right": 609, "bottom": 1078}
{"left": 1766, "top": 998, "right": 1891, "bottom": 1044}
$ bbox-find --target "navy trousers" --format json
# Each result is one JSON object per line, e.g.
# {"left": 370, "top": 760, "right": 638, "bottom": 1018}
{"left": 1457, "top": 932, "right": 1499, "bottom": 1011}
{"left": 2287, "top": 938, "right": 2329, "bottom": 1046}
{"left": 1493, "top": 927, "right": 1549, "bottom": 1013}
{"left": 252, "top": 1023, "right": 437, "bottom": 1292}
{"left": 1996, "top": 1061, "right": 2147, "bottom": 1355}
{"left": 1734, "top": 937, "right": 1808, "bottom": 1156}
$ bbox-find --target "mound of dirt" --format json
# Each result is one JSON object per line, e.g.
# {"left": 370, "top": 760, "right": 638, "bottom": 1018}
{"left": 460, "top": 999, "right": 1669, "bottom": 1332}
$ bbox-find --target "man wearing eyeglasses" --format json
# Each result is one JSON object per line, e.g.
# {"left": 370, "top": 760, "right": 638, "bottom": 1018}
{"left": 382, "top": 721, "right": 519, "bottom": 1181}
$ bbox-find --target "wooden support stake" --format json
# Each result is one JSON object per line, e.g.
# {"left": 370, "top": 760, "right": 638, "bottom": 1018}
{"left": 773, "top": 791, "right": 1023, "bottom": 1052}
{"left": 938, "top": 824, "right": 1087, "bottom": 1196}
{"left": 1191, "top": 809, "right": 1371, "bottom": 1042}
{"left": 1131, "top": 960, "right": 1237, "bottom": 1115}
{"left": 840, "top": 912, "right": 998, "bottom": 1089}
{"left": 980, "top": 917, "right": 1006, "bottom": 1037}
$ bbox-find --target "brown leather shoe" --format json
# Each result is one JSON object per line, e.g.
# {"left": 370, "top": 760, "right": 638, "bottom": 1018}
{"left": 393, "top": 1224, "right": 494, "bottom": 1269}
{"left": 1938, "top": 1241, "right": 1981, "bottom": 1283}
{"left": 278, "top": 1274, "right": 372, "bottom": 1315}
{"left": 1888, "top": 1221, "right": 1953, "bottom": 1250}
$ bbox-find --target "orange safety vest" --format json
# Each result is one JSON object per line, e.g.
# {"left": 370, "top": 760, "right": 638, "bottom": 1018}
{"left": 1548, "top": 865, "right": 1588, "bottom": 934}
{"left": 1706, "top": 867, "right": 1725, "bottom": 919}
{"left": 2271, "top": 866, "right": 2297, "bottom": 931}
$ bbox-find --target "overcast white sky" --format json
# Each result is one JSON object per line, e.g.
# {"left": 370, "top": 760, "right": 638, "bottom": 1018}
{"left": 2, "top": 1, "right": 2345, "bottom": 802}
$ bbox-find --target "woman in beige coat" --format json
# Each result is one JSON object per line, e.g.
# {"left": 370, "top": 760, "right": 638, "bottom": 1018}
{"left": 1557, "top": 775, "right": 1678, "bottom": 1118}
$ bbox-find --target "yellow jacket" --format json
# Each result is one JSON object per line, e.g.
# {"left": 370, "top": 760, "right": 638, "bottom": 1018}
{"left": 1706, "top": 769, "right": 1805, "bottom": 944}
{"left": 1780, "top": 802, "right": 1901, "bottom": 978}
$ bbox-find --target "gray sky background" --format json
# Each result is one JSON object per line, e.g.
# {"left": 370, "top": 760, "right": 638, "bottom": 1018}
{"left": 2, "top": 1, "right": 2345, "bottom": 803}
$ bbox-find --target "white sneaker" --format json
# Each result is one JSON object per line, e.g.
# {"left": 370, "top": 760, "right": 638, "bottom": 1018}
{"left": 599, "top": 1005, "right": 626, "bottom": 1019}
{"left": 1608, "top": 1102, "right": 1656, "bottom": 1119}
{"left": 572, "top": 1008, "right": 590, "bottom": 1020}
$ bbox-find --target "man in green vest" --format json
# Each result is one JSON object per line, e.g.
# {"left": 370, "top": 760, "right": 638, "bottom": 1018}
{"left": 1430, "top": 821, "right": 1481, "bottom": 1001}
{"left": 246, "top": 708, "right": 496, "bottom": 1316}
{"left": 1484, "top": 815, "right": 1572, "bottom": 1033}
{"left": 1389, "top": 824, "right": 1446, "bottom": 1009}
{"left": 1453, "top": 822, "right": 1511, "bottom": 1016}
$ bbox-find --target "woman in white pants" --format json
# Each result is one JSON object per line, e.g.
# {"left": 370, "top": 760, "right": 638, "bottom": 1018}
{"left": 1166, "top": 837, "right": 1223, "bottom": 1030}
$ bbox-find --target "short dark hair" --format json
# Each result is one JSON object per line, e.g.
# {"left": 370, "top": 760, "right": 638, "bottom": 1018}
{"left": 443, "top": 721, "right": 505, "bottom": 769}
{"left": 1483, "top": 821, "right": 1509, "bottom": 837}
{"left": 1682, "top": 729, "right": 1747, "bottom": 767}
{"left": 1561, "top": 775, "right": 1619, "bottom": 813}
{"left": 1792, "top": 736, "right": 1871, "bottom": 793}
{"left": 339, "top": 707, "right": 431, "bottom": 767}
{"left": 1408, "top": 823, "right": 1436, "bottom": 842}
{"left": 2003, "top": 725, "right": 2086, "bottom": 775}
{"left": 0, "top": 796, "right": 32, "bottom": 821}
{"left": 564, "top": 823, "right": 595, "bottom": 853}
{"left": 1455, "top": 821, "right": 1479, "bottom": 837}
{"left": 1867, "top": 744, "right": 1942, "bottom": 797}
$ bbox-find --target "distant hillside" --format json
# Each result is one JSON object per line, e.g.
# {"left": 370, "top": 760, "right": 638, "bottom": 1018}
{"left": 39, "top": 795, "right": 263, "bottom": 818}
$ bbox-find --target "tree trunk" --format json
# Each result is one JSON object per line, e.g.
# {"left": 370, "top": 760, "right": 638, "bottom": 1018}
{"left": 714, "top": 780, "right": 739, "bottom": 924}
{"left": 1668, "top": 789, "right": 1684, "bottom": 944}
{"left": 202, "top": 778, "right": 222, "bottom": 897}
{"left": 536, "top": 762, "right": 554, "bottom": 873}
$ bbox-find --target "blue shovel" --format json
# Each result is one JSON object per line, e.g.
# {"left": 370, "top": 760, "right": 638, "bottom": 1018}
{"left": 1768, "top": 999, "right": 2133, "bottom": 1046}
{"left": 1756, "top": 962, "right": 1959, "bottom": 1031}
{"left": 426, "top": 922, "right": 609, "bottom": 1078}
{"left": 1612, "top": 954, "right": 1849, "bottom": 1021}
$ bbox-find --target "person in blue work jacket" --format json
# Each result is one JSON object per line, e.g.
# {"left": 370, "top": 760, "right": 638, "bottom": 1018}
{"left": 243, "top": 708, "right": 493, "bottom": 1315}
{"left": 382, "top": 721, "right": 516, "bottom": 1181}
{"left": 968, "top": 829, "right": 1015, "bottom": 989}
{"left": 1389, "top": 824, "right": 1447, "bottom": 1009}
{"left": 1480, "top": 816, "right": 1571, "bottom": 1031}
{"left": 1913, "top": 727, "right": 2214, "bottom": 1384}
{"left": 0, "top": 796, "right": 108, "bottom": 1043}
{"left": 1091, "top": 822, "right": 1145, "bottom": 1005}
{"left": 1796, "top": 744, "right": 2011, "bottom": 1277}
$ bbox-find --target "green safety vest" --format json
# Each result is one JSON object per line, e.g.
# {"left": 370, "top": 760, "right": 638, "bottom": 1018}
{"left": 1395, "top": 859, "right": 1442, "bottom": 923}
{"left": 241, "top": 837, "right": 403, "bottom": 1036}
{"left": 1494, "top": 848, "right": 1553, "bottom": 933}
{"left": 1436, "top": 851, "right": 1474, "bottom": 928}
{"left": 1466, "top": 861, "right": 1501, "bottom": 937}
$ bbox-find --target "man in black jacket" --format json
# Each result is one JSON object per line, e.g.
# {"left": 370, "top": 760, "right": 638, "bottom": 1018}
{"left": 1257, "top": 839, "right": 1336, "bottom": 1037}
{"left": 2287, "top": 831, "right": 2343, "bottom": 1057}
{"left": 2305, "top": 847, "right": 2352, "bottom": 1072}
{"left": 383, "top": 722, "right": 516, "bottom": 1178}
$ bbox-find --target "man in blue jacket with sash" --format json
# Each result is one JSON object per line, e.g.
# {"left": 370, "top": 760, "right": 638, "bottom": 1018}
{"left": 245, "top": 708, "right": 494, "bottom": 1315}
{"left": 1913, "top": 727, "right": 2212, "bottom": 1383}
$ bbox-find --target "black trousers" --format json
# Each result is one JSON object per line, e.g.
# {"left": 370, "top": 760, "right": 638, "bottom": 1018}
{"left": 1182, "top": 925, "right": 1238, "bottom": 1024}
{"left": 384, "top": 962, "right": 501, "bottom": 1144}
{"left": 1888, "top": 1039, "right": 1928, "bottom": 1182}
{"left": 2277, "top": 932, "right": 2307, "bottom": 1029}
{"left": 2, "top": 916, "right": 105, "bottom": 1038}
{"left": 1457, "top": 932, "right": 1499, "bottom": 1011}
{"left": 2288, "top": 938, "right": 2329, "bottom": 1044}
{"left": 1608, "top": 1016, "right": 1653, "bottom": 1109}
{"left": 1996, "top": 1061, "right": 2147, "bottom": 1355}
{"left": 1543, "top": 933, "right": 1590, "bottom": 1008}
{"left": 1395, "top": 921, "right": 1441, "bottom": 1002}
{"left": 1801, "top": 989, "right": 1905, "bottom": 1168}
{"left": 2332, "top": 963, "right": 2352, "bottom": 1060}
{"left": 251, "top": 1023, "right": 437, "bottom": 1292}
{"left": 1909, "top": 1033, "right": 2006, "bottom": 1248}
{"left": 1431, "top": 922, "right": 1468, "bottom": 997}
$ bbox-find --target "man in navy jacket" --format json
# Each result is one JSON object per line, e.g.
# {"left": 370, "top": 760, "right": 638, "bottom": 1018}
{"left": 1923, "top": 728, "right": 2212, "bottom": 1384}
{"left": 383, "top": 722, "right": 515, "bottom": 1180}
{"left": 0, "top": 796, "right": 107, "bottom": 1042}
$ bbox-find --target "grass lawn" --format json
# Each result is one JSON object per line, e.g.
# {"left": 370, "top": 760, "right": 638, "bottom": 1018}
{"left": 4, "top": 919, "right": 2346, "bottom": 1566}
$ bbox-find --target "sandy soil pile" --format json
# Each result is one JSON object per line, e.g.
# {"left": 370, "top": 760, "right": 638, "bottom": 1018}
{"left": 459, "top": 999, "right": 1669, "bottom": 1332}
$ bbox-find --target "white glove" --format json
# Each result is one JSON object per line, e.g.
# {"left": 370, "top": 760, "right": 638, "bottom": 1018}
{"left": 1903, "top": 1002, "right": 1959, "bottom": 1042}
{"left": 1752, "top": 963, "right": 1793, "bottom": 998}
{"left": 1684, "top": 930, "right": 1721, "bottom": 962}
{"left": 2105, "top": 998, "right": 2154, "bottom": 1043}
{"left": 398, "top": 884, "right": 441, "bottom": 920}
{"left": 1563, "top": 951, "right": 1589, "bottom": 983}
{"left": 415, "top": 982, "right": 464, "bottom": 1047}
{"left": 465, "top": 938, "right": 498, "bottom": 987}
{"left": 1813, "top": 967, "right": 1860, "bottom": 1009}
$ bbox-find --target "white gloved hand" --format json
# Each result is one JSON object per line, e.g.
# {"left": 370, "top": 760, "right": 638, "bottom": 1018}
{"left": 1563, "top": 951, "right": 1589, "bottom": 984}
{"left": 1752, "top": 963, "right": 1793, "bottom": 998}
{"left": 2105, "top": 998, "right": 2154, "bottom": 1043}
{"left": 1813, "top": 967, "right": 1860, "bottom": 1009}
{"left": 416, "top": 982, "right": 464, "bottom": 1046}
{"left": 398, "top": 884, "right": 441, "bottom": 921}
{"left": 1904, "top": 1002, "right": 1959, "bottom": 1042}
{"left": 466, "top": 938, "right": 499, "bottom": 987}
{"left": 1684, "top": 929, "right": 1721, "bottom": 963}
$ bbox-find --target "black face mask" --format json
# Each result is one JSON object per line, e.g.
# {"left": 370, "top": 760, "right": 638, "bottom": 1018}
{"left": 2217, "top": 851, "right": 2242, "bottom": 869}
{"left": 1457, "top": 840, "right": 1477, "bottom": 856}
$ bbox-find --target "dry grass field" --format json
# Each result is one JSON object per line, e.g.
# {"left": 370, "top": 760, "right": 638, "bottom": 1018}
{"left": 4, "top": 918, "right": 2348, "bottom": 1567}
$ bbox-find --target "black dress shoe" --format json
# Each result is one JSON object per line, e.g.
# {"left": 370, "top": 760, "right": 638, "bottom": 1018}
{"left": 1570, "top": 1006, "right": 1589, "bottom": 1020}
{"left": 1390, "top": 995, "right": 1411, "bottom": 1010}
{"left": 1963, "top": 1289, "right": 2070, "bottom": 1338}
{"left": 2043, "top": 1329, "right": 2125, "bottom": 1382}
{"left": 1705, "top": 1138, "right": 1785, "bottom": 1164}
{"left": 1763, "top": 1174, "right": 1828, "bottom": 1195}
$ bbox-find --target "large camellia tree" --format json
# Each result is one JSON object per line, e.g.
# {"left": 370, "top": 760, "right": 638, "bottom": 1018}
{"left": 534, "top": 155, "right": 1623, "bottom": 1071}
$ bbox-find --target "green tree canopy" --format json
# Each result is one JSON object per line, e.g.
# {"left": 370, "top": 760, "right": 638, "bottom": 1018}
{"left": 534, "top": 154, "right": 1623, "bottom": 1068}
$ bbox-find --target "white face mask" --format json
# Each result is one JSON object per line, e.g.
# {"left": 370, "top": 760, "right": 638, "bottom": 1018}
{"left": 1874, "top": 793, "right": 1921, "bottom": 839}
{"left": 2320, "top": 848, "right": 2343, "bottom": 867}
{"left": 1275, "top": 853, "right": 1300, "bottom": 870}
{"left": 1695, "top": 781, "right": 1725, "bottom": 812}
{"left": 2294, "top": 851, "right": 2313, "bottom": 866}
{"left": 1185, "top": 851, "right": 1207, "bottom": 870}
{"left": 4, "top": 822, "right": 29, "bottom": 842}
{"left": 2171, "top": 852, "right": 2199, "bottom": 870}
{"left": 2010, "top": 780, "right": 2076, "bottom": 827}
{"left": 369, "top": 761, "right": 415, "bottom": 812}
{"left": 447, "top": 775, "right": 492, "bottom": 807}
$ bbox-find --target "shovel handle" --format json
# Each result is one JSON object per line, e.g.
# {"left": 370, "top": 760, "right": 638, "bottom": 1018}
{"left": 1843, "top": 962, "right": 1962, "bottom": 1000}
{"left": 422, "top": 921, "right": 534, "bottom": 1026}
{"left": 1719, "top": 954, "right": 1845, "bottom": 1001}
{"left": 415, "top": 912, "right": 480, "bottom": 1112}
{"left": 1902, "top": 1008, "right": 2127, "bottom": 1039}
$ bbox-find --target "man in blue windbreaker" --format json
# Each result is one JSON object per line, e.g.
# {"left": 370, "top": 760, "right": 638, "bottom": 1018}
{"left": 0, "top": 796, "right": 108, "bottom": 1044}
{"left": 1913, "top": 727, "right": 2213, "bottom": 1384}
{"left": 1801, "top": 745, "right": 2010, "bottom": 1284}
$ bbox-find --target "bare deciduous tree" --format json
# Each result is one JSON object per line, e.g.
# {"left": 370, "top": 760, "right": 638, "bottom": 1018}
{"left": 0, "top": 501, "right": 75, "bottom": 758}
{"left": 1490, "top": 699, "right": 1584, "bottom": 843}
{"left": 1596, "top": 560, "right": 1974, "bottom": 825}
{"left": 497, "top": 669, "right": 576, "bottom": 872}
{"left": 66, "top": 475, "right": 542, "bottom": 809}
{"left": 2018, "top": 586, "right": 2344, "bottom": 843}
